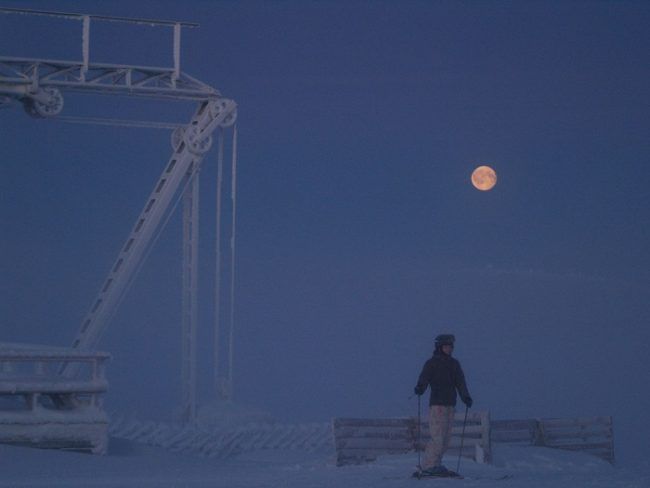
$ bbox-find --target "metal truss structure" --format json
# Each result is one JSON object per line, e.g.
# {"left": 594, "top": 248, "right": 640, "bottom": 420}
{"left": 0, "top": 56, "right": 218, "bottom": 103}
{"left": 0, "top": 7, "right": 238, "bottom": 423}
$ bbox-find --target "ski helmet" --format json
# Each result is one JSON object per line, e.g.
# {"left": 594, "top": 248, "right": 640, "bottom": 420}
{"left": 434, "top": 334, "right": 455, "bottom": 346}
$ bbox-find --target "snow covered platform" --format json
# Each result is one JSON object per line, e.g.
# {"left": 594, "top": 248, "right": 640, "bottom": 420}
{"left": 0, "top": 342, "right": 110, "bottom": 454}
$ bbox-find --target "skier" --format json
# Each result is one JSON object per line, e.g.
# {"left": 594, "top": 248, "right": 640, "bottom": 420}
{"left": 414, "top": 334, "right": 473, "bottom": 478}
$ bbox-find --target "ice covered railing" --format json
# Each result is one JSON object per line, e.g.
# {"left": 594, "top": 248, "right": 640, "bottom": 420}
{"left": 110, "top": 417, "right": 333, "bottom": 458}
{"left": 0, "top": 342, "right": 110, "bottom": 454}
{"left": 110, "top": 403, "right": 333, "bottom": 459}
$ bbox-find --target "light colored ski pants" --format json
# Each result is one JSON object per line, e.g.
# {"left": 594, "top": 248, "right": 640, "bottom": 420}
{"left": 423, "top": 405, "right": 455, "bottom": 469}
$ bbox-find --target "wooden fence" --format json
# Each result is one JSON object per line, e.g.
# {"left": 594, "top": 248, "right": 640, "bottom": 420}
{"left": 492, "top": 416, "right": 615, "bottom": 463}
{"left": 332, "top": 411, "right": 491, "bottom": 466}
{"left": 333, "top": 413, "right": 614, "bottom": 466}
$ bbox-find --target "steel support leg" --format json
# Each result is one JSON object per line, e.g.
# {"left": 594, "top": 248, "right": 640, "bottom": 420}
{"left": 181, "top": 168, "right": 199, "bottom": 423}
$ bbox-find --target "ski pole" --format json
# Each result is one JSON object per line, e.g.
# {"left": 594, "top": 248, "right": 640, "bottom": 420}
{"left": 417, "top": 393, "right": 422, "bottom": 472}
{"left": 455, "top": 404, "right": 469, "bottom": 474}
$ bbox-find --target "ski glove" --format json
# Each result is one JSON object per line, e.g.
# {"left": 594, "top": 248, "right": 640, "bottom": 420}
{"left": 414, "top": 385, "right": 426, "bottom": 396}
{"left": 462, "top": 396, "right": 473, "bottom": 408}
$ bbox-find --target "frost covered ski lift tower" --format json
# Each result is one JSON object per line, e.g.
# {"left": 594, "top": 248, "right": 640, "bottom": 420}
{"left": 0, "top": 7, "right": 238, "bottom": 424}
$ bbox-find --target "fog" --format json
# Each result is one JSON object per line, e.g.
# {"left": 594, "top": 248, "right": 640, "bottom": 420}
{"left": 1, "top": 0, "right": 648, "bottom": 468}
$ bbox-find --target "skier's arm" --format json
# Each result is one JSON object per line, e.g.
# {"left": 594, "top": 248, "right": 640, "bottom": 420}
{"left": 414, "top": 361, "right": 431, "bottom": 395}
{"left": 454, "top": 361, "right": 472, "bottom": 407}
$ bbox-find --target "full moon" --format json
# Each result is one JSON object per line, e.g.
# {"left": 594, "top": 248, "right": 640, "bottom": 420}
{"left": 471, "top": 165, "right": 497, "bottom": 191}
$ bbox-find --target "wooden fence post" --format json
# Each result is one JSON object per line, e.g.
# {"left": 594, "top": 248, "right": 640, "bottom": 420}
{"left": 533, "top": 419, "right": 545, "bottom": 446}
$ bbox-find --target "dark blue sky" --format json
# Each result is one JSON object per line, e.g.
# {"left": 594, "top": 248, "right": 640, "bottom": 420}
{"left": 1, "top": 0, "right": 649, "bottom": 465}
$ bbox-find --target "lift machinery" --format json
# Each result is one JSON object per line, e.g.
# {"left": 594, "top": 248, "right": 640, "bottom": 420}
{"left": 0, "top": 7, "right": 238, "bottom": 422}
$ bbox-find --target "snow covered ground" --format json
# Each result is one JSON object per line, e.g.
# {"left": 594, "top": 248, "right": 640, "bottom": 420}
{"left": 1, "top": 439, "right": 648, "bottom": 487}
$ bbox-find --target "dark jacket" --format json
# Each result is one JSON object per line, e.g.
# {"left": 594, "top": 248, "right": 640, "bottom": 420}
{"left": 415, "top": 349, "right": 471, "bottom": 407}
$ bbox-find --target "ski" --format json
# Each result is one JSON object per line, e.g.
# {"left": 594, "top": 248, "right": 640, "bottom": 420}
{"left": 413, "top": 470, "right": 463, "bottom": 480}
{"left": 467, "top": 474, "right": 513, "bottom": 481}
{"left": 383, "top": 473, "right": 513, "bottom": 481}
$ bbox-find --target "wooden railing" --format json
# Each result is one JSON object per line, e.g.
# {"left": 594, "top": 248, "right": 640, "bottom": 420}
{"left": 332, "top": 411, "right": 491, "bottom": 466}
{"left": 332, "top": 413, "right": 615, "bottom": 466}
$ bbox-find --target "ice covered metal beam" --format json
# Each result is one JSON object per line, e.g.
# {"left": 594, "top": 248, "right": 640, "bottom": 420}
{"left": 0, "top": 7, "right": 207, "bottom": 101}
{"left": 0, "top": 57, "right": 219, "bottom": 101}
{"left": 0, "top": 7, "right": 199, "bottom": 28}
